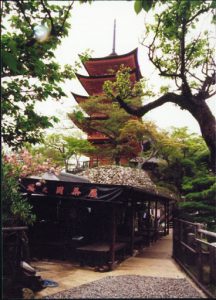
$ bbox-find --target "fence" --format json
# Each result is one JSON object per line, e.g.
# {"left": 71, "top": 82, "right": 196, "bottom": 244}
{"left": 173, "top": 218, "right": 216, "bottom": 298}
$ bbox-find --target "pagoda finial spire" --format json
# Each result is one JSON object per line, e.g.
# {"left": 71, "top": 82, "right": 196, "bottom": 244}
{"left": 110, "top": 19, "right": 117, "bottom": 56}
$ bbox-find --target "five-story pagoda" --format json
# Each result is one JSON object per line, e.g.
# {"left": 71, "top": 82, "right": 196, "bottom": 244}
{"left": 71, "top": 20, "right": 143, "bottom": 167}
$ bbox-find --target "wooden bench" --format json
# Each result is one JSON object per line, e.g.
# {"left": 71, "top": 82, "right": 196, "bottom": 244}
{"left": 76, "top": 242, "right": 127, "bottom": 268}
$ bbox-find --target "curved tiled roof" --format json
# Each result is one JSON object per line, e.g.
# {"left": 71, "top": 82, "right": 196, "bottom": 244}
{"left": 81, "top": 48, "right": 142, "bottom": 80}
{"left": 75, "top": 70, "right": 138, "bottom": 96}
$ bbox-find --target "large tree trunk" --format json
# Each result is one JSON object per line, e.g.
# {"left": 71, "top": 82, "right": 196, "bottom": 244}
{"left": 187, "top": 100, "right": 216, "bottom": 173}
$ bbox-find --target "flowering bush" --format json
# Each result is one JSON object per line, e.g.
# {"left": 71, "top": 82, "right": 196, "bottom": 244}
{"left": 4, "top": 149, "right": 61, "bottom": 178}
{"left": 2, "top": 159, "right": 36, "bottom": 226}
{"left": 2, "top": 149, "right": 60, "bottom": 226}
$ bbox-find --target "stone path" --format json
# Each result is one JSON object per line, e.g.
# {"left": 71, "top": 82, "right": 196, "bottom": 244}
{"left": 33, "top": 230, "right": 206, "bottom": 298}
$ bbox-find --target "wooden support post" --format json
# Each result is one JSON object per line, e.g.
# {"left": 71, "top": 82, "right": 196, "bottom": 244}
{"left": 109, "top": 205, "right": 116, "bottom": 270}
{"left": 147, "top": 200, "right": 151, "bottom": 246}
{"left": 154, "top": 200, "right": 158, "bottom": 242}
{"left": 129, "top": 204, "right": 135, "bottom": 255}
{"left": 172, "top": 218, "right": 176, "bottom": 258}
{"left": 196, "top": 240, "right": 203, "bottom": 283}
{"left": 167, "top": 201, "right": 170, "bottom": 235}
{"left": 164, "top": 202, "right": 167, "bottom": 236}
{"left": 209, "top": 244, "right": 216, "bottom": 284}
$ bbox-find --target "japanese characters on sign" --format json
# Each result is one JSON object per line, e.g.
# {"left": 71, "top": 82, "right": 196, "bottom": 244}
{"left": 25, "top": 181, "right": 98, "bottom": 199}
{"left": 71, "top": 187, "right": 81, "bottom": 196}
{"left": 88, "top": 188, "right": 98, "bottom": 198}
{"left": 26, "top": 184, "right": 36, "bottom": 192}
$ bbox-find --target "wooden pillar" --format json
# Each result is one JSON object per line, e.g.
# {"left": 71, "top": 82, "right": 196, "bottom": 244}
{"left": 209, "top": 244, "right": 216, "bottom": 284}
{"left": 109, "top": 205, "right": 116, "bottom": 270}
{"left": 164, "top": 201, "right": 167, "bottom": 236}
{"left": 167, "top": 201, "right": 170, "bottom": 235}
{"left": 129, "top": 203, "right": 135, "bottom": 255}
{"left": 147, "top": 200, "right": 151, "bottom": 246}
{"left": 172, "top": 217, "right": 176, "bottom": 258}
{"left": 196, "top": 240, "right": 203, "bottom": 283}
{"left": 154, "top": 200, "right": 158, "bottom": 242}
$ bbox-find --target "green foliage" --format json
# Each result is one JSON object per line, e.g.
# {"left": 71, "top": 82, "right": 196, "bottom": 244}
{"left": 140, "top": 0, "right": 215, "bottom": 94}
{"left": 69, "top": 88, "right": 145, "bottom": 164}
{"left": 144, "top": 125, "right": 215, "bottom": 229}
{"left": 2, "top": 1, "right": 75, "bottom": 149}
{"left": 79, "top": 0, "right": 92, "bottom": 4}
{"left": 2, "top": 159, "right": 36, "bottom": 226}
{"left": 122, "top": 0, "right": 216, "bottom": 172}
{"left": 103, "top": 65, "right": 144, "bottom": 102}
{"left": 154, "top": 127, "right": 209, "bottom": 188}
{"left": 182, "top": 175, "right": 215, "bottom": 193}
{"left": 29, "top": 134, "right": 95, "bottom": 170}
{"left": 134, "top": 0, "right": 154, "bottom": 14}
{"left": 179, "top": 177, "right": 216, "bottom": 230}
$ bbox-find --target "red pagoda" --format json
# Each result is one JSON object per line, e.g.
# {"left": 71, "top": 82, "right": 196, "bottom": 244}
{"left": 72, "top": 20, "right": 143, "bottom": 166}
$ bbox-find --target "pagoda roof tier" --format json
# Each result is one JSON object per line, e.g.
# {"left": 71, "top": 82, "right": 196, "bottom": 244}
{"left": 72, "top": 92, "right": 111, "bottom": 105}
{"left": 88, "top": 139, "right": 111, "bottom": 145}
{"left": 88, "top": 136, "right": 111, "bottom": 144}
{"left": 87, "top": 113, "right": 109, "bottom": 120}
{"left": 81, "top": 48, "right": 142, "bottom": 79}
{"left": 88, "top": 132, "right": 110, "bottom": 140}
{"left": 76, "top": 70, "right": 138, "bottom": 95}
{"left": 71, "top": 117, "right": 109, "bottom": 135}
{"left": 71, "top": 93, "right": 88, "bottom": 104}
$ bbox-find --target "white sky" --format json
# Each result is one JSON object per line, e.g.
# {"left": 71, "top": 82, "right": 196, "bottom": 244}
{"left": 35, "top": 0, "right": 216, "bottom": 136}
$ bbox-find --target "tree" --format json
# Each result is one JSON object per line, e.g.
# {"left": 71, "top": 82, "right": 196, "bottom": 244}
{"left": 30, "top": 134, "right": 95, "bottom": 171}
{"left": 4, "top": 148, "right": 61, "bottom": 178}
{"left": 2, "top": 157, "right": 36, "bottom": 226}
{"left": 179, "top": 174, "right": 216, "bottom": 231}
{"left": 1, "top": 1, "right": 76, "bottom": 149}
{"left": 143, "top": 125, "right": 215, "bottom": 230}
{"left": 104, "top": 0, "right": 216, "bottom": 172}
{"left": 152, "top": 127, "right": 210, "bottom": 191}
{"left": 69, "top": 69, "right": 146, "bottom": 165}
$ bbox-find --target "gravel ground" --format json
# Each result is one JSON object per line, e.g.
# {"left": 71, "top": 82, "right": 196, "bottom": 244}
{"left": 43, "top": 275, "right": 203, "bottom": 299}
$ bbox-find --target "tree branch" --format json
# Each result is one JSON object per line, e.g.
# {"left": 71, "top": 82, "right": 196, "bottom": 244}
{"left": 58, "top": 1, "right": 74, "bottom": 34}
{"left": 187, "top": 7, "right": 211, "bottom": 24}
{"left": 180, "top": 9, "right": 192, "bottom": 97}
{"left": 84, "top": 121, "right": 115, "bottom": 141}
{"left": 115, "top": 93, "right": 182, "bottom": 117}
{"left": 40, "top": 0, "right": 55, "bottom": 34}
{"left": 16, "top": 0, "right": 34, "bottom": 30}
{"left": 196, "top": 72, "right": 216, "bottom": 100}
{"left": 187, "top": 71, "right": 204, "bottom": 84}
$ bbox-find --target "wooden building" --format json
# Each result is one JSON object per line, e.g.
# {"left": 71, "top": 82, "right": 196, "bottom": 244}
{"left": 20, "top": 177, "right": 175, "bottom": 271}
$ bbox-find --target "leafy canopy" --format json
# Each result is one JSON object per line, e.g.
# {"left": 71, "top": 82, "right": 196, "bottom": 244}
{"left": 70, "top": 66, "right": 146, "bottom": 164}
{"left": 28, "top": 134, "right": 95, "bottom": 170}
{"left": 2, "top": 158, "right": 36, "bottom": 226}
{"left": 1, "top": 1, "right": 76, "bottom": 149}
{"left": 106, "top": 0, "right": 216, "bottom": 172}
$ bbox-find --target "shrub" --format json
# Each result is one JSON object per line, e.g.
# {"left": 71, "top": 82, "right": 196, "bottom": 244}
{"left": 2, "top": 158, "right": 36, "bottom": 226}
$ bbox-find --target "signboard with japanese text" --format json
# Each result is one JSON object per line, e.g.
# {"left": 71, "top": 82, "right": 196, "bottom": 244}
{"left": 20, "top": 178, "right": 127, "bottom": 203}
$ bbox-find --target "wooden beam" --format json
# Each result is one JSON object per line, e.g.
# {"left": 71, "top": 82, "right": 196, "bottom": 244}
{"left": 129, "top": 204, "right": 135, "bottom": 255}
{"left": 167, "top": 201, "right": 170, "bottom": 235}
{"left": 209, "top": 244, "right": 216, "bottom": 284}
{"left": 3, "top": 227, "right": 28, "bottom": 231}
{"left": 147, "top": 200, "right": 151, "bottom": 245}
{"left": 154, "top": 200, "right": 158, "bottom": 241}
{"left": 164, "top": 202, "right": 167, "bottom": 236}
{"left": 109, "top": 205, "right": 116, "bottom": 270}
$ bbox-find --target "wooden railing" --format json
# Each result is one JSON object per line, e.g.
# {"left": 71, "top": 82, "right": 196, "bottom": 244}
{"left": 173, "top": 218, "right": 216, "bottom": 298}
